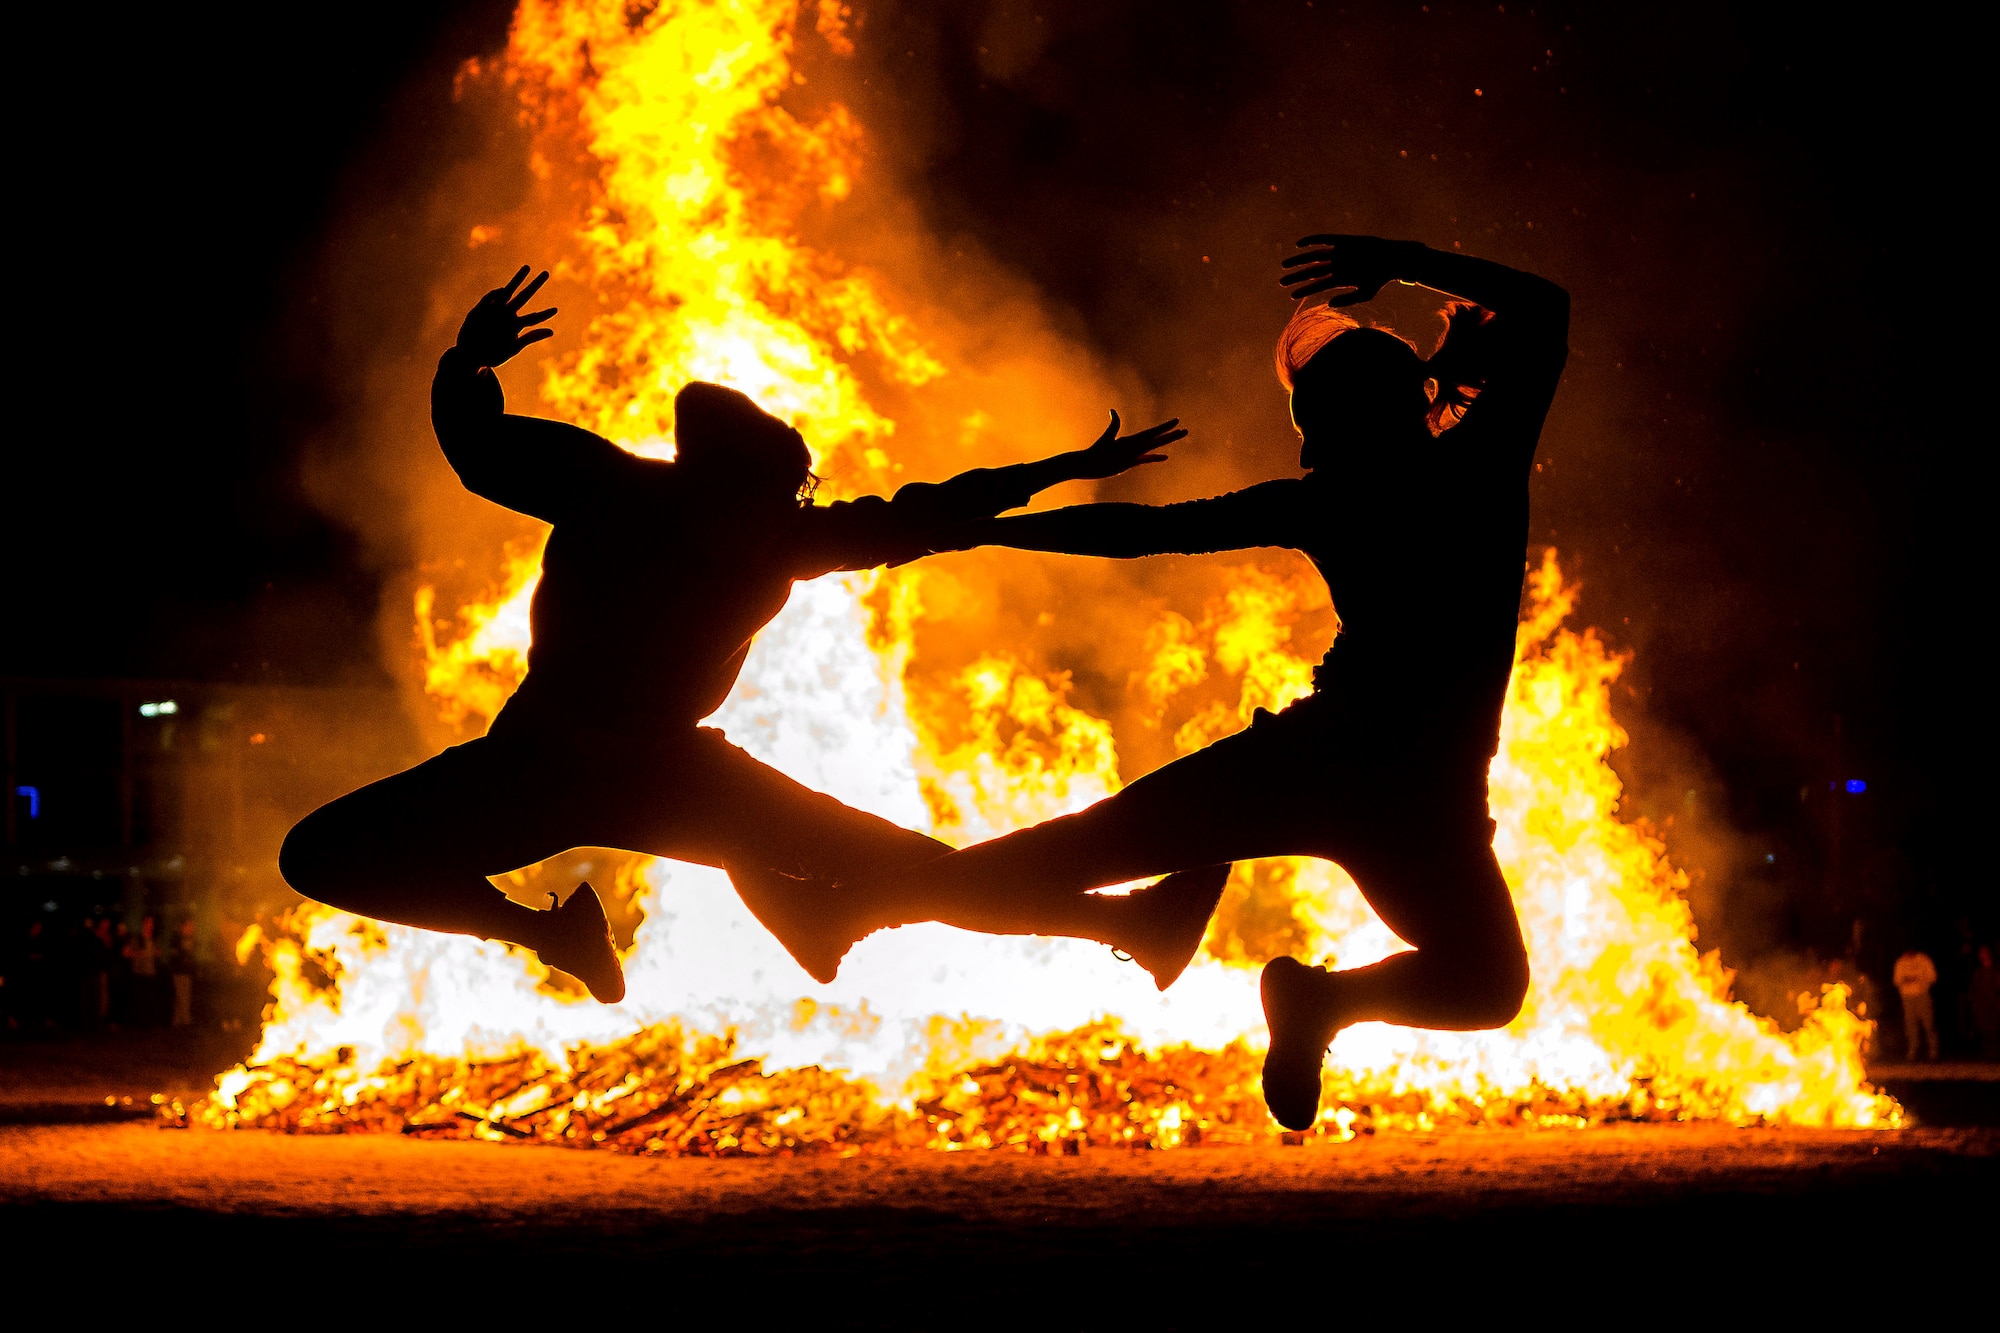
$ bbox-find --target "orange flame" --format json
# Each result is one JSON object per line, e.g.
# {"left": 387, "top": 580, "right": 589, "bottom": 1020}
{"left": 198, "top": 0, "right": 1894, "bottom": 1145}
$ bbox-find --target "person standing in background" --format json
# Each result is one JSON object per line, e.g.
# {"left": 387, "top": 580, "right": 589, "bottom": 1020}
{"left": 81, "top": 916, "right": 116, "bottom": 1030}
{"left": 168, "top": 918, "right": 198, "bottom": 1029}
{"left": 125, "top": 916, "right": 161, "bottom": 1027}
{"left": 1893, "top": 948, "right": 1940, "bottom": 1062}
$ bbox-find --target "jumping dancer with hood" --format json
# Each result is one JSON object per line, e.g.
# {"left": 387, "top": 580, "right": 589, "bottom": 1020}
{"left": 280, "top": 267, "right": 1229, "bottom": 1003}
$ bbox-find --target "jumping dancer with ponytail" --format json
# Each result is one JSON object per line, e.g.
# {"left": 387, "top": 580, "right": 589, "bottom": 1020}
{"left": 795, "top": 237, "right": 1568, "bottom": 1131}
{"left": 279, "top": 266, "right": 1229, "bottom": 1004}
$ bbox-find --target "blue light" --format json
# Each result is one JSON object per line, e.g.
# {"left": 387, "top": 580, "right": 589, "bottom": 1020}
{"left": 1844, "top": 779, "right": 1867, "bottom": 794}
{"left": 14, "top": 786, "right": 37, "bottom": 819}
{"left": 1764, "top": 853, "right": 1776, "bottom": 864}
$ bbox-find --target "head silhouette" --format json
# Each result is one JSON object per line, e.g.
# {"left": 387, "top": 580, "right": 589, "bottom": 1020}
{"left": 673, "top": 382, "right": 813, "bottom": 504}
{"left": 1276, "top": 305, "right": 1431, "bottom": 473}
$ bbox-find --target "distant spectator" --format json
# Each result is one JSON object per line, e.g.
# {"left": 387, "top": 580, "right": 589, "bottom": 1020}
{"left": 1969, "top": 945, "right": 2000, "bottom": 1061}
{"left": 110, "top": 919, "right": 136, "bottom": 1025}
{"left": 168, "top": 918, "right": 198, "bottom": 1028}
{"left": 1893, "top": 949, "right": 1940, "bottom": 1062}
{"left": 125, "top": 916, "right": 162, "bottom": 1027}
{"left": 80, "top": 917, "right": 116, "bottom": 1029}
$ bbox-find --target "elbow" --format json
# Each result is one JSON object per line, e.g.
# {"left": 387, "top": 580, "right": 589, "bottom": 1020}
{"left": 1530, "top": 281, "right": 1570, "bottom": 332}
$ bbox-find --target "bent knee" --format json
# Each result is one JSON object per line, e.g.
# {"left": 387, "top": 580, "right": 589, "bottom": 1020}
{"left": 278, "top": 805, "right": 380, "bottom": 907}
{"left": 1474, "top": 955, "right": 1530, "bottom": 1028}
{"left": 1408, "top": 914, "right": 1529, "bottom": 1030}
{"left": 277, "top": 813, "right": 338, "bottom": 899}
{"left": 1452, "top": 937, "right": 1530, "bottom": 1029}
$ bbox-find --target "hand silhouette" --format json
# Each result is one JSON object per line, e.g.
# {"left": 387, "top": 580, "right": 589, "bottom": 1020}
{"left": 1072, "top": 412, "right": 1186, "bottom": 480}
{"left": 456, "top": 266, "right": 558, "bottom": 366}
{"left": 1279, "top": 234, "right": 1424, "bottom": 306}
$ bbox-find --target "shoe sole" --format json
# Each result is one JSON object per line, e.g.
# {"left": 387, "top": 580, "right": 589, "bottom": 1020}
{"left": 545, "top": 884, "right": 626, "bottom": 1004}
{"left": 1260, "top": 956, "right": 1327, "bottom": 1131}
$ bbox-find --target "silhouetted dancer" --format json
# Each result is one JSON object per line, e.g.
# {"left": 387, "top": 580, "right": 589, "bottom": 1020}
{"left": 817, "top": 237, "right": 1568, "bottom": 1130}
{"left": 279, "top": 266, "right": 1229, "bottom": 1002}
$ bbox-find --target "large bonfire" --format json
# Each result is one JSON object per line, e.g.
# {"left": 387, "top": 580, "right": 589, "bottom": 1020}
{"left": 195, "top": 0, "right": 1893, "bottom": 1151}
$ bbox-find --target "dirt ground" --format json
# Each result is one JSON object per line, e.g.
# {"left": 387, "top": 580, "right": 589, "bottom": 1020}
{"left": 4, "top": 1119, "right": 1992, "bottom": 1313}
{"left": 4, "top": 1035, "right": 1995, "bottom": 1311}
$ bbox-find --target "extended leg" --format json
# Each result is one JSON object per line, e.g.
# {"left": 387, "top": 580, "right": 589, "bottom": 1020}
{"left": 875, "top": 716, "right": 1299, "bottom": 937}
{"left": 277, "top": 737, "right": 625, "bottom": 1000}
{"left": 774, "top": 722, "right": 1297, "bottom": 986}
{"left": 676, "top": 729, "right": 1238, "bottom": 984}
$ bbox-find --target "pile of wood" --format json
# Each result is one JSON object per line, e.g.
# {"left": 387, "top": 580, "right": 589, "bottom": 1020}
{"left": 180, "top": 1020, "right": 1696, "bottom": 1153}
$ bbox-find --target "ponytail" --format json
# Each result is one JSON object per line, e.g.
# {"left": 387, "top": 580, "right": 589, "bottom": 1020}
{"left": 1275, "top": 302, "right": 1361, "bottom": 392}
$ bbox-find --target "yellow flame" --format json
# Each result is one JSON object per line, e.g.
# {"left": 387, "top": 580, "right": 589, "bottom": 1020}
{"left": 198, "top": 0, "right": 1895, "bottom": 1144}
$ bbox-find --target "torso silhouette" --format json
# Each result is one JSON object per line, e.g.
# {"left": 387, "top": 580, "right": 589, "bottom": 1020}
{"left": 511, "top": 474, "right": 801, "bottom": 735}
{"left": 433, "top": 350, "right": 1032, "bottom": 741}
{"left": 1038, "top": 328, "right": 1562, "bottom": 763}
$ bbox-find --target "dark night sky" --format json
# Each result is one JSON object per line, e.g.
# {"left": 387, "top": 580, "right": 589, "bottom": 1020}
{"left": 4, "top": 2, "right": 1981, "bottom": 949}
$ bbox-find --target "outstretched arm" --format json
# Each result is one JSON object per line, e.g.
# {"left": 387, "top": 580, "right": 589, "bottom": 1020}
{"left": 960, "top": 480, "right": 1304, "bottom": 560}
{"left": 896, "top": 412, "right": 1186, "bottom": 526}
{"left": 795, "top": 413, "right": 1188, "bottom": 575}
{"left": 433, "top": 266, "right": 640, "bottom": 524}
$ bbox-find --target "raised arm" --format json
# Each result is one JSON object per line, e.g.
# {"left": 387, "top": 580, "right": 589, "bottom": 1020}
{"left": 962, "top": 479, "right": 1306, "bottom": 560}
{"left": 1280, "top": 235, "right": 1568, "bottom": 334}
{"left": 1282, "top": 236, "right": 1569, "bottom": 464}
{"left": 433, "top": 267, "right": 640, "bottom": 524}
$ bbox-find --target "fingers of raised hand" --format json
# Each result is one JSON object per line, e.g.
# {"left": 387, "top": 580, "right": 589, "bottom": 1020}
{"left": 1325, "top": 282, "right": 1386, "bottom": 308}
{"left": 518, "top": 327, "right": 556, "bottom": 348}
{"left": 519, "top": 305, "right": 558, "bottom": 328}
{"left": 507, "top": 270, "right": 551, "bottom": 311}
{"left": 1279, "top": 264, "right": 1339, "bottom": 290}
{"left": 494, "top": 264, "right": 531, "bottom": 301}
{"left": 1284, "top": 275, "right": 1357, "bottom": 301}
{"left": 1281, "top": 247, "right": 1347, "bottom": 271}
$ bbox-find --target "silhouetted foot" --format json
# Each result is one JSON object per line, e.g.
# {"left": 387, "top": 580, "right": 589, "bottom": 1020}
{"left": 537, "top": 883, "right": 625, "bottom": 1004}
{"left": 1117, "top": 864, "right": 1231, "bottom": 991}
{"left": 731, "top": 865, "right": 892, "bottom": 984}
{"left": 1259, "top": 956, "right": 1351, "bottom": 1131}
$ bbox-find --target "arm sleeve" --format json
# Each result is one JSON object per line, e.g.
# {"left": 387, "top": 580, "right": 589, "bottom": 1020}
{"left": 1447, "top": 289, "right": 1571, "bottom": 474}
{"left": 966, "top": 480, "right": 1307, "bottom": 559}
{"left": 431, "top": 347, "right": 643, "bottom": 524}
{"left": 786, "top": 463, "right": 1048, "bottom": 577}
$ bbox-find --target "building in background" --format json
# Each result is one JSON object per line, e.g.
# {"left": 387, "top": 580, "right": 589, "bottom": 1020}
{"left": 4, "top": 679, "right": 411, "bottom": 1028}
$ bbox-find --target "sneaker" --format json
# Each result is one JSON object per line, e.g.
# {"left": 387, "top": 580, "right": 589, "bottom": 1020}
{"left": 731, "top": 865, "right": 882, "bottom": 985}
{"left": 1119, "top": 864, "right": 1232, "bottom": 991}
{"left": 1259, "top": 955, "right": 1348, "bottom": 1131}
{"left": 537, "top": 883, "right": 625, "bottom": 1004}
